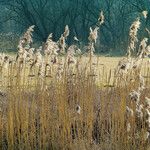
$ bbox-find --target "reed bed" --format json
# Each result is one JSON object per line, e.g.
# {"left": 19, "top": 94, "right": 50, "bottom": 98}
{"left": 0, "top": 12, "right": 150, "bottom": 150}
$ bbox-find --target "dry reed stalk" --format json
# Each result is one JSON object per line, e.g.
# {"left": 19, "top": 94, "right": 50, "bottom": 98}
{"left": 1, "top": 11, "right": 150, "bottom": 150}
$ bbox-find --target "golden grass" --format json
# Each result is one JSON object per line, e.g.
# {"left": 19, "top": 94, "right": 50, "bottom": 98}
{"left": 1, "top": 14, "right": 150, "bottom": 149}
{"left": 0, "top": 55, "right": 150, "bottom": 150}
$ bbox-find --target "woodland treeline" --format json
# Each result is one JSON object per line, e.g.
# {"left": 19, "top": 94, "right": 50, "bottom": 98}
{"left": 0, "top": 0, "right": 150, "bottom": 52}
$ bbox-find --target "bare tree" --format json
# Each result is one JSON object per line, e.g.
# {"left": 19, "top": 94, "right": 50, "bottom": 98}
{"left": 2, "top": 0, "right": 150, "bottom": 53}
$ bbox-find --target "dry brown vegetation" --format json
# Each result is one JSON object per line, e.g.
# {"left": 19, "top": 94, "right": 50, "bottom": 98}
{"left": 0, "top": 12, "right": 150, "bottom": 150}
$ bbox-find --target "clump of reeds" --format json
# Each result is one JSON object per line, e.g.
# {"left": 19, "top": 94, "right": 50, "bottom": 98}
{"left": 1, "top": 10, "right": 150, "bottom": 150}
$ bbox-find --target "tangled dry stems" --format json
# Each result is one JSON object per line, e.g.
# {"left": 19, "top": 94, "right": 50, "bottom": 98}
{"left": 0, "top": 11, "right": 150, "bottom": 150}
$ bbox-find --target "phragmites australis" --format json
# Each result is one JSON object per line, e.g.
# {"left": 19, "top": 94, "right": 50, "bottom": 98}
{"left": 146, "top": 45, "right": 150, "bottom": 55}
{"left": 76, "top": 105, "right": 81, "bottom": 114}
{"left": 135, "top": 104, "right": 143, "bottom": 120}
{"left": 20, "top": 25, "right": 35, "bottom": 47}
{"left": 68, "top": 45, "right": 81, "bottom": 55}
{"left": 63, "top": 25, "right": 70, "bottom": 38}
{"left": 44, "top": 33, "right": 59, "bottom": 56}
{"left": 38, "top": 63, "right": 45, "bottom": 78}
{"left": 57, "top": 25, "right": 70, "bottom": 54}
{"left": 145, "top": 132, "right": 150, "bottom": 141}
{"left": 98, "top": 11, "right": 105, "bottom": 25}
{"left": 59, "top": 34, "right": 66, "bottom": 53}
{"left": 138, "top": 74, "right": 145, "bottom": 92}
{"left": 88, "top": 27, "right": 99, "bottom": 44}
{"left": 17, "top": 25, "right": 35, "bottom": 66}
{"left": 129, "top": 90, "right": 140, "bottom": 104}
{"left": 26, "top": 48, "right": 35, "bottom": 65}
{"left": 127, "top": 123, "right": 131, "bottom": 132}
{"left": 86, "top": 10, "right": 104, "bottom": 57}
{"left": 0, "top": 53, "right": 3, "bottom": 66}
{"left": 142, "top": 10, "right": 148, "bottom": 19}
{"left": 145, "top": 97, "right": 150, "bottom": 108}
{"left": 67, "top": 46, "right": 77, "bottom": 66}
{"left": 35, "top": 47, "right": 43, "bottom": 67}
{"left": 25, "top": 25, "right": 35, "bottom": 43}
{"left": 145, "top": 108, "right": 150, "bottom": 135}
{"left": 127, "top": 18, "right": 141, "bottom": 57}
{"left": 88, "top": 43, "right": 95, "bottom": 56}
{"left": 137, "top": 38, "right": 148, "bottom": 58}
{"left": 126, "top": 106, "right": 134, "bottom": 118}
{"left": 116, "top": 57, "right": 133, "bottom": 74}
{"left": 126, "top": 106, "right": 133, "bottom": 133}
{"left": 2, "top": 55, "right": 9, "bottom": 69}
{"left": 146, "top": 28, "right": 150, "bottom": 36}
{"left": 74, "top": 36, "right": 79, "bottom": 42}
{"left": 116, "top": 38, "right": 148, "bottom": 75}
{"left": 0, "top": 53, "right": 6, "bottom": 67}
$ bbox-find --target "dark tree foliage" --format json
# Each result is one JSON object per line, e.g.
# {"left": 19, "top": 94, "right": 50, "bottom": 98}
{"left": 0, "top": 0, "right": 150, "bottom": 52}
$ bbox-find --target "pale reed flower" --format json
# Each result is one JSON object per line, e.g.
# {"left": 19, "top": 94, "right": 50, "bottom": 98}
{"left": 87, "top": 43, "right": 95, "bottom": 56}
{"left": 51, "top": 55, "right": 58, "bottom": 64}
{"left": 146, "top": 28, "right": 150, "bottom": 36}
{"left": 116, "top": 58, "right": 132, "bottom": 74}
{"left": 44, "top": 33, "right": 59, "bottom": 56}
{"left": 38, "top": 63, "right": 45, "bottom": 77}
{"left": 27, "top": 48, "right": 35, "bottom": 65}
{"left": 137, "top": 74, "right": 145, "bottom": 92}
{"left": 63, "top": 25, "right": 70, "bottom": 38}
{"left": 74, "top": 36, "right": 79, "bottom": 41}
{"left": 67, "top": 45, "right": 81, "bottom": 56}
{"left": 135, "top": 104, "right": 143, "bottom": 120}
{"left": 146, "top": 45, "right": 150, "bottom": 55}
{"left": 126, "top": 106, "right": 134, "bottom": 117}
{"left": 67, "top": 55, "right": 76, "bottom": 66}
{"left": 127, "top": 123, "right": 131, "bottom": 132}
{"left": 35, "top": 48, "right": 43, "bottom": 67}
{"left": 145, "top": 109, "right": 150, "bottom": 120}
{"left": 98, "top": 11, "right": 104, "bottom": 25}
{"left": 76, "top": 105, "right": 81, "bottom": 114}
{"left": 56, "top": 65, "right": 64, "bottom": 79}
{"left": 0, "top": 53, "right": 5, "bottom": 66}
{"left": 138, "top": 38, "right": 148, "bottom": 58}
{"left": 28, "top": 48, "right": 35, "bottom": 55}
{"left": 88, "top": 27, "right": 99, "bottom": 43}
{"left": 146, "top": 118, "right": 150, "bottom": 129}
{"left": 127, "top": 18, "right": 141, "bottom": 57}
{"left": 59, "top": 35, "right": 66, "bottom": 53}
{"left": 145, "top": 97, "right": 150, "bottom": 108}
{"left": 23, "top": 25, "right": 35, "bottom": 44}
{"left": 144, "top": 131, "right": 149, "bottom": 141}
{"left": 129, "top": 90, "right": 140, "bottom": 104}
{"left": 131, "top": 58, "right": 142, "bottom": 70}
{"left": 16, "top": 25, "right": 35, "bottom": 67}
{"left": 18, "top": 25, "right": 35, "bottom": 50}
{"left": 142, "top": 11, "right": 148, "bottom": 19}
{"left": 0, "top": 90, "right": 6, "bottom": 97}
{"left": 3, "top": 55, "right": 9, "bottom": 69}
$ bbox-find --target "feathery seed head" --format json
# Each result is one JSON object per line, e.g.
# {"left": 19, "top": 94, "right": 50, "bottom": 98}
{"left": 145, "top": 97, "right": 150, "bottom": 108}
{"left": 142, "top": 11, "right": 148, "bottom": 19}
{"left": 63, "top": 25, "right": 70, "bottom": 38}
{"left": 126, "top": 106, "right": 134, "bottom": 117}
{"left": 129, "top": 90, "right": 140, "bottom": 104}
{"left": 76, "top": 105, "right": 81, "bottom": 114}
{"left": 98, "top": 11, "right": 104, "bottom": 25}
